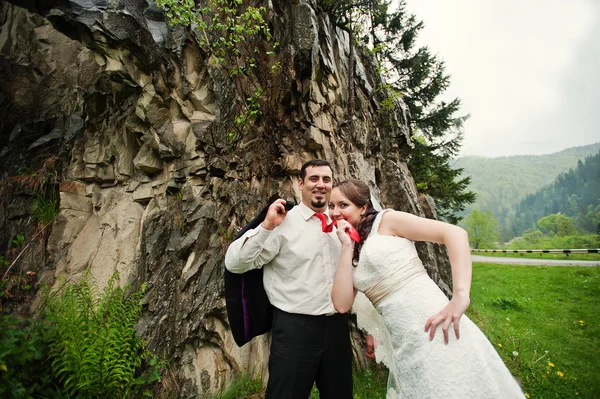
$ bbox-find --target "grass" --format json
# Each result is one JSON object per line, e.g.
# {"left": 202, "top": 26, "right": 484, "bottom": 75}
{"left": 211, "top": 373, "right": 265, "bottom": 399}
{"left": 467, "top": 263, "right": 600, "bottom": 398}
{"left": 472, "top": 251, "right": 600, "bottom": 261}
{"left": 211, "top": 366, "right": 388, "bottom": 399}
{"left": 309, "top": 365, "right": 389, "bottom": 398}
{"left": 34, "top": 194, "right": 59, "bottom": 227}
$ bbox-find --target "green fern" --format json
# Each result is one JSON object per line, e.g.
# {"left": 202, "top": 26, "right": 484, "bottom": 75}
{"left": 44, "top": 270, "right": 162, "bottom": 398}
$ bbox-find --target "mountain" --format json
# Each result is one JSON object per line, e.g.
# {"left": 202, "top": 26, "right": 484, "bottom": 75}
{"left": 512, "top": 150, "right": 600, "bottom": 235}
{"left": 453, "top": 142, "right": 600, "bottom": 240}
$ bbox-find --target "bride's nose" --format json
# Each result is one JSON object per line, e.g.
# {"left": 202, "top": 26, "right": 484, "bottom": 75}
{"left": 330, "top": 206, "right": 341, "bottom": 219}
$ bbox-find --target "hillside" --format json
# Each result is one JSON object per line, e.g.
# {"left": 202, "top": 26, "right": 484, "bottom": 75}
{"left": 453, "top": 142, "right": 600, "bottom": 239}
{"left": 511, "top": 150, "right": 600, "bottom": 235}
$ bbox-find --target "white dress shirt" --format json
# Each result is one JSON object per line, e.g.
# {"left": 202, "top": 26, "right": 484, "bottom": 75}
{"left": 225, "top": 202, "right": 341, "bottom": 315}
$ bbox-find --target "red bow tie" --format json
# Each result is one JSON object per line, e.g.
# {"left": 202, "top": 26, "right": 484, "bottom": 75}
{"left": 314, "top": 214, "right": 360, "bottom": 242}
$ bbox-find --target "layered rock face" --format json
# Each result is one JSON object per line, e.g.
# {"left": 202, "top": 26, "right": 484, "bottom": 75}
{"left": 0, "top": 0, "right": 452, "bottom": 396}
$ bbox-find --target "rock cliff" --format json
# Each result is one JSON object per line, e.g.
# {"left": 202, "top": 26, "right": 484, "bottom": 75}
{"left": 0, "top": 0, "right": 452, "bottom": 395}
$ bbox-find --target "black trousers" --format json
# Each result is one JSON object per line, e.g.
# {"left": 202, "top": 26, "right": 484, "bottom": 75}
{"left": 265, "top": 307, "right": 353, "bottom": 399}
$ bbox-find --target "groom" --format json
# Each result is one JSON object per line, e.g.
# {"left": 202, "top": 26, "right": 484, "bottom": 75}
{"left": 225, "top": 159, "right": 352, "bottom": 398}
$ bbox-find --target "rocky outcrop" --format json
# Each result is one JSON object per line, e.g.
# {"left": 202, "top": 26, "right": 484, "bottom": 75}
{"left": 0, "top": 0, "right": 452, "bottom": 396}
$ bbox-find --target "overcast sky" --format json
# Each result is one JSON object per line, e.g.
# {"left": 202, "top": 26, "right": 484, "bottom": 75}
{"left": 403, "top": 0, "right": 600, "bottom": 158}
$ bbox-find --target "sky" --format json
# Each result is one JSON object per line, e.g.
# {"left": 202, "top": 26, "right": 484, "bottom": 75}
{"left": 403, "top": 0, "right": 600, "bottom": 158}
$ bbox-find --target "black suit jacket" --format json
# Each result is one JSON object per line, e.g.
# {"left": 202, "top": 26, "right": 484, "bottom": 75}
{"left": 224, "top": 198, "right": 294, "bottom": 347}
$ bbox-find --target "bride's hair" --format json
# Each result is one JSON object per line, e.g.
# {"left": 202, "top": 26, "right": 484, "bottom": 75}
{"left": 334, "top": 179, "right": 379, "bottom": 265}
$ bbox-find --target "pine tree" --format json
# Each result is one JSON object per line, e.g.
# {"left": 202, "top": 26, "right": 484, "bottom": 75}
{"left": 318, "top": 0, "right": 475, "bottom": 221}
{"left": 372, "top": 1, "right": 474, "bottom": 220}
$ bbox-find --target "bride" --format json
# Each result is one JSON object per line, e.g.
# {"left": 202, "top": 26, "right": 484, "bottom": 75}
{"left": 330, "top": 179, "right": 524, "bottom": 399}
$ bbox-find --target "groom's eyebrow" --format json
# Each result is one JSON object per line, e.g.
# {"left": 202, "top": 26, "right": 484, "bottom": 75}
{"left": 308, "top": 174, "right": 332, "bottom": 181}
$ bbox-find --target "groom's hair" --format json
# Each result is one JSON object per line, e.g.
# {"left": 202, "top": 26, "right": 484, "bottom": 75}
{"left": 300, "top": 159, "right": 332, "bottom": 180}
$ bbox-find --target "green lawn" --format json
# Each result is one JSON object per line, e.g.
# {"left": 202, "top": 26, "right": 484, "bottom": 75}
{"left": 472, "top": 251, "right": 600, "bottom": 261}
{"left": 467, "top": 263, "right": 600, "bottom": 398}
{"left": 212, "top": 366, "right": 388, "bottom": 399}
{"left": 309, "top": 366, "right": 388, "bottom": 398}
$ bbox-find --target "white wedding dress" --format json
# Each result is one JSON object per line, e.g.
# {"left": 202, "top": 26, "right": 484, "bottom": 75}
{"left": 352, "top": 210, "right": 524, "bottom": 399}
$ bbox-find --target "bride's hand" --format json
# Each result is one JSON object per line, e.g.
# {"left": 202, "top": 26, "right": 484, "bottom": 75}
{"left": 335, "top": 219, "right": 354, "bottom": 246}
{"left": 424, "top": 294, "right": 471, "bottom": 344}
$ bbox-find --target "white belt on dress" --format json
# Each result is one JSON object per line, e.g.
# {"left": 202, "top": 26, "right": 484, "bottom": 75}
{"left": 362, "top": 257, "right": 427, "bottom": 307}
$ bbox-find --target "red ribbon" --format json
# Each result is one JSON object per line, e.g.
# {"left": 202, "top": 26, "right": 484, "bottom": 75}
{"left": 314, "top": 214, "right": 360, "bottom": 242}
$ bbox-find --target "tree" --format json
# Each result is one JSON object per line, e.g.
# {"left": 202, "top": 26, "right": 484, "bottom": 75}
{"left": 537, "top": 213, "right": 577, "bottom": 237}
{"left": 318, "top": 0, "right": 475, "bottom": 222}
{"left": 521, "top": 228, "right": 543, "bottom": 246}
{"left": 375, "top": 2, "right": 475, "bottom": 222}
{"left": 409, "top": 139, "right": 475, "bottom": 224}
{"left": 464, "top": 210, "right": 499, "bottom": 249}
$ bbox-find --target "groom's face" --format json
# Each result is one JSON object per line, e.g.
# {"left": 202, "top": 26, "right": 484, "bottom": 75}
{"left": 298, "top": 165, "right": 333, "bottom": 212}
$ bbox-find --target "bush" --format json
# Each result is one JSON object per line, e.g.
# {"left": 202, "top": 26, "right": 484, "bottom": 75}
{"left": 507, "top": 233, "right": 600, "bottom": 250}
{"left": 44, "top": 271, "right": 163, "bottom": 398}
{"left": 0, "top": 315, "right": 57, "bottom": 398}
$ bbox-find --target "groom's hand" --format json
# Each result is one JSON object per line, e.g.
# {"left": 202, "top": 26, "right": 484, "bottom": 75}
{"left": 261, "top": 199, "right": 288, "bottom": 230}
{"left": 365, "top": 334, "right": 376, "bottom": 360}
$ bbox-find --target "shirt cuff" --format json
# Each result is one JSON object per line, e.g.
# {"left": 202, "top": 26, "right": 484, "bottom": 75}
{"left": 251, "top": 225, "right": 275, "bottom": 239}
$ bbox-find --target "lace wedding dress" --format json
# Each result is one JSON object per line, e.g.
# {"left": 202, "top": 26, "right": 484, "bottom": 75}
{"left": 352, "top": 210, "right": 524, "bottom": 399}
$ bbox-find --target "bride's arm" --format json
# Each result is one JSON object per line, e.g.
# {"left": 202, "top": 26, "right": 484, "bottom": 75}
{"left": 332, "top": 219, "right": 358, "bottom": 313}
{"left": 380, "top": 210, "right": 472, "bottom": 344}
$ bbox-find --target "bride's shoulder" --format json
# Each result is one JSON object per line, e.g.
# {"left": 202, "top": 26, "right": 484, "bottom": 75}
{"left": 379, "top": 209, "right": 411, "bottom": 222}
{"left": 378, "top": 210, "right": 416, "bottom": 237}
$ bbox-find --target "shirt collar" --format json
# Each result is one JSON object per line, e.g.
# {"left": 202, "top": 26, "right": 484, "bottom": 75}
{"left": 298, "top": 202, "right": 331, "bottom": 223}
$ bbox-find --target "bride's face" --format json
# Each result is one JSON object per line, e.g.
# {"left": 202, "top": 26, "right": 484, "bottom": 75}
{"left": 329, "top": 188, "right": 366, "bottom": 227}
